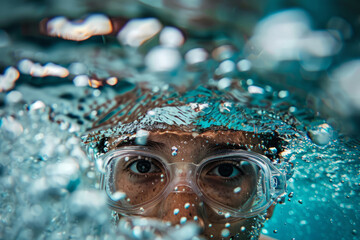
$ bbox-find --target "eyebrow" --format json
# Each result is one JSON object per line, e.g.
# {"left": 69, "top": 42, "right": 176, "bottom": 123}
{"left": 115, "top": 139, "right": 166, "bottom": 150}
{"left": 206, "top": 143, "right": 247, "bottom": 154}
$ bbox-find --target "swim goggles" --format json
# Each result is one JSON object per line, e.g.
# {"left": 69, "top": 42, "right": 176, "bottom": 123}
{"left": 99, "top": 146, "right": 286, "bottom": 218}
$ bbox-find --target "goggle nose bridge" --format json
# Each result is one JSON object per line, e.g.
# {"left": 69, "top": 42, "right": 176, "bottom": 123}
{"left": 166, "top": 162, "right": 200, "bottom": 194}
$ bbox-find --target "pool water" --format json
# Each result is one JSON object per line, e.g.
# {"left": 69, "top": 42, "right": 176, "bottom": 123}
{"left": 1, "top": 1, "right": 359, "bottom": 240}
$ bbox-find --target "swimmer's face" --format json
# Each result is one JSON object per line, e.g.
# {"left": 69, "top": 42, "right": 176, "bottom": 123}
{"left": 112, "top": 130, "right": 274, "bottom": 239}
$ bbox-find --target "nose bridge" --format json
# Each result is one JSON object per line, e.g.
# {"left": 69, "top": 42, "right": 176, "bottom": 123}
{"left": 158, "top": 185, "right": 205, "bottom": 228}
{"left": 169, "top": 162, "right": 197, "bottom": 189}
{"left": 158, "top": 162, "right": 205, "bottom": 227}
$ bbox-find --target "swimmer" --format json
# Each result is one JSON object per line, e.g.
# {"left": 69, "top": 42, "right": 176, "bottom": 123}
{"left": 84, "top": 86, "right": 290, "bottom": 239}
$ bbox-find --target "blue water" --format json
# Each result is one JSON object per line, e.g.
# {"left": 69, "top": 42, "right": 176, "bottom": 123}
{"left": 1, "top": 1, "right": 359, "bottom": 240}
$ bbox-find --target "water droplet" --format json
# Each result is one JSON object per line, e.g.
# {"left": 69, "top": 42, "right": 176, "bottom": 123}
{"left": 221, "top": 229, "right": 230, "bottom": 237}
{"left": 225, "top": 223, "right": 231, "bottom": 228}
{"left": 241, "top": 226, "right": 246, "bottom": 232}
{"left": 184, "top": 203, "right": 190, "bottom": 209}
{"left": 174, "top": 208, "right": 180, "bottom": 215}
{"left": 135, "top": 129, "right": 149, "bottom": 145}
{"left": 117, "top": 18, "right": 162, "bottom": 47}
{"left": 224, "top": 212, "right": 231, "bottom": 218}
{"left": 217, "top": 77, "right": 231, "bottom": 90}
{"left": 208, "top": 224, "right": 212, "bottom": 227}
{"left": 278, "top": 90, "right": 289, "bottom": 98}
{"left": 180, "top": 217, "right": 187, "bottom": 224}
{"left": 237, "top": 59, "right": 252, "bottom": 72}
{"left": 171, "top": 146, "right": 178, "bottom": 156}
{"left": 268, "top": 147, "right": 277, "bottom": 154}
{"left": 307, "top": 123, "right": 332, "bottom": 146}
{"left": 185, "top": 48, "right": 208, "bottom": 65}
{"left": 110, "top": 191, "right": 126, "bottom": 201}
{"left": 193, "top": 216, "right": 198, "bottom": 221}
{"left": 215, "top": 60, "right": 235, "bottom": 75}
{"left": 145, "top": 47, "right": 181, "bottom": 72}
{"left": 159, "top": 27, "right": 184, "bottom": 47}
{"left": 233, "top": 187, "right": 241, "bottom": 193}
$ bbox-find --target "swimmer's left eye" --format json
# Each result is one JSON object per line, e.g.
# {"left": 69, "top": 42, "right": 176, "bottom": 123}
{"left": 208, "top": 163, "right": 241, "bottom": 178}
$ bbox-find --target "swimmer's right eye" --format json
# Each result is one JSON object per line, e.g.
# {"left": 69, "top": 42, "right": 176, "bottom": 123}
{"left": 127, "top": 157, "right": 162, "bottom": 175}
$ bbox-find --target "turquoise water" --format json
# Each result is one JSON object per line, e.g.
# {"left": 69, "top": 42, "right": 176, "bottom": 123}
{"left": 1, "top": 1, "right": 359, "bottom": 239}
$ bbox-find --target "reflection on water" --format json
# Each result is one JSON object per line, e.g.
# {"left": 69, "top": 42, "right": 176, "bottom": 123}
{"left": 0, "top": 1, "right": 359, "bottom": 240}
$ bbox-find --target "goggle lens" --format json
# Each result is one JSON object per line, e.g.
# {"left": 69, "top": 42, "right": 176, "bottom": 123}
{"left": 198, "top": 159, "right": 260, "bottom": 211}
{"left": 106, "top": 155, "right": 169, "bottom": 206}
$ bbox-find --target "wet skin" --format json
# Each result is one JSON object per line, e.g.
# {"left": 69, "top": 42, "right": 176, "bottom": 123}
{"left": 113, "top": 130, "right": 276, "bottom": 240}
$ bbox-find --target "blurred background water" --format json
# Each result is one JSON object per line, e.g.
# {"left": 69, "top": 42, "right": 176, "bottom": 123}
{"left": 0, "top": 0, "right": 359, "bottom": 239}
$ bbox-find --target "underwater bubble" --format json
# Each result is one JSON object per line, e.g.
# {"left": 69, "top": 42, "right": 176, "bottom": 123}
{"left": 193, "top": 216, "right": 198, "bottom": 221}
{"left": 29, "top": 100, "right": 46, "bottom": 111}
{"left": 241, "top": 226, "right": 246, "bottom": 232}
{"left": 268, "top": 147, "right": 277, "bottom": 154}
{"left": 170, "top": 222, "right": 201, "bottom": 239}
{"left": 159, "top": 27, "right": 184, "bottom": 47}
{"left": 221, "top": 228, "right": 230, "bottom": 237}
{"left": 174, "top": 208, "right": 180, "bottom": 215}
{"left": 18, "top": 60, "right": 69, "bottom": 78}
{"left": 69, "top": 190, "right": 107, "bottom": 222}
{"left": 237, "top": 59, "right": 252, "bottom": 72}
{"left": 110, "top": 191, "right": 126, "bottom": 201}
{"left": 0, "top": 66, "right": 19, "bottom": 92}
{"left": 45, "top": 158, "right": 80, "bottom": 189}
{"left": 1, "top": 116, "right": 23, "bottom": 137}
{"left": 5, "top": 90, "right": 22, "bottom": 104}
{"left": 233, "top": 187, "right": 241, "bottom": 193}
{"left": 225, "top": 223, "right": 231, "bottom": 228}
{"left": 180, "top": 217, "right": 187, "bottom": 224}
{"left": 212, "top": 45, "right": 235, "bottom": 61}
{"left": 46, "top": 14, "right": 112, "bottom": 41}
{"left": 106, "top": 77, "right": 118, "bottom": 86}
{"left": 248, "top": 86, "right": 264, "bottom": 94}
{"left": 171, "top": 146, "right": 178, "bottom": 156}
{"left": 330, "top": 60, "right": 360, "bottom": 110}
{"left": 225, "top": 212, "right": 231, "bottom": 218}
{"left": 308, "top": 123, "right": 332, "bottom": 146}
{"left": 145, "top": 47, "right": 181, "bottom": 72}
{"left": 132, "top": 226, "right": 142, "bottom": 238}
{"left": 118, "top": 18, "right": 162, "bottom": 47}
{"left": 289, "top": 106, "right": 297, "bottom": 112}
{"left": 185, "top": 48, "right": 208, "bottom": 65}
{"left": 184, "top": 203, "right": 190, "bottom": 209}
{"left": 216, "top": 60, "right": 236, "bottom": 75}
{"left": 208, "top": 224, "right": 212, "bottom": 227}
{"left": 217, "top": 77, "right": 231, "bottom": 90}
{"left": 278, "top": 90, "right": 289, "bottom": 98}
{"left": 135, "top": 129, "right": 149, "bottom": 145}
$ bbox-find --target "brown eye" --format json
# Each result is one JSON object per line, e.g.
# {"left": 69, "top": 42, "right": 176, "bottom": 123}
{"left": 209, "top": 163, "right": 241, "bottom": 178}
{"left": 129, "top": 159, "right": 160, "bottom": 174}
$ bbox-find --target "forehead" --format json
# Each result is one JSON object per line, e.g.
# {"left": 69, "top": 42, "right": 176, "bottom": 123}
{"left": 127, "top": 130, "right": 265, "bottom": 164}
